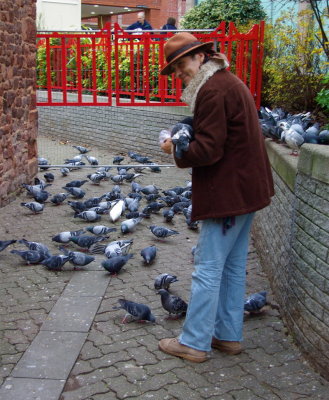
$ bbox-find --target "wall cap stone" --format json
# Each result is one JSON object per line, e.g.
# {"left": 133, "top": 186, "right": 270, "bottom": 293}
{"left": 298, "top": 144, "right": 329, "bottom": 185}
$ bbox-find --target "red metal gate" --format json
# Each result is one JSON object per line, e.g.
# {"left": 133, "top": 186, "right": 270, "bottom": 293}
{"left": 36, "top": 21, "right": 264, "bottom": 108}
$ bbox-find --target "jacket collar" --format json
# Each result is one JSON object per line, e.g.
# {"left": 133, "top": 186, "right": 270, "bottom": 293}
{"left": 181, "top": 57, "right": 228, "bottom": 112}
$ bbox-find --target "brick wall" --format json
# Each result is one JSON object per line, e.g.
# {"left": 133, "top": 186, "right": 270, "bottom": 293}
{"left": 252, "top": 141, "right": 329, "bottom": 380}
{"left": 0, "top": 0, "right": 38, "bottom": 206}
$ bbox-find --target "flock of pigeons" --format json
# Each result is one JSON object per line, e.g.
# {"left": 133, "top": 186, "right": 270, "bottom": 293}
{"left": 0, "top": 143, "right": 268, "bottom": 323}
{"left": 259, "top": 107, "right": 329, "bottom": 155}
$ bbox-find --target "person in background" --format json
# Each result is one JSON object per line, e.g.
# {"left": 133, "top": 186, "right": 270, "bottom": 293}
{"left": 161, "top": 17, "right": 177, "bottom": 32}
{"left": 126, "top": 12, "right": 153, "bottom": 31}
{"left": 158, "top": 32, "right": 274, "bottom": 363}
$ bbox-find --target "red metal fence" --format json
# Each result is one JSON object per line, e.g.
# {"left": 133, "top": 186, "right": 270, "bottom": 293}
{"left": 36, "top": 21, "right": 265, "bottom": 108}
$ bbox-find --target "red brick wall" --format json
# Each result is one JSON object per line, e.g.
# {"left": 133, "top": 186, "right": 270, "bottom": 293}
{"left": 0, "top": 0, "right": 38, "bottom": 206}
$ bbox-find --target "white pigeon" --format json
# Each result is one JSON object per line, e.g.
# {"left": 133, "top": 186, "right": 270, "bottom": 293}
{"left": 109, "top": 199, "right": 125, "bottom": 222}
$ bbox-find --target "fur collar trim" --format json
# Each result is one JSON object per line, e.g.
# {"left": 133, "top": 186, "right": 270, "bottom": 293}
{"left": 181, "top": 58, "right": 228, "bottom": 112}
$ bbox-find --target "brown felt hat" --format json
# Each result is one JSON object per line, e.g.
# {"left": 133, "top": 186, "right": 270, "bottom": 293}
{"left": 160, "top": 32, "right": 214, "bottom": 75}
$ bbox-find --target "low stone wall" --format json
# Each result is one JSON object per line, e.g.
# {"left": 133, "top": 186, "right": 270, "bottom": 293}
{"left": 37, "top": 94, "right": 191, "bottom": 163}
{"left": 252, "top": 140, "right": 329, "bottom": 380}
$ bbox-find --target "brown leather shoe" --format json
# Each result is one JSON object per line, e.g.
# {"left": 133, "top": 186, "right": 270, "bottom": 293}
{"left": 211, "top": 337, "right": 242, "bottom": 355}
{"left": 159, "top": 338, "right": 208, "bottom": 362}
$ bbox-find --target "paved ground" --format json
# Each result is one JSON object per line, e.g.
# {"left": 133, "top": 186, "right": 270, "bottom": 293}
{"left": 0, "top": 136, "right": 328, "bottom": 400}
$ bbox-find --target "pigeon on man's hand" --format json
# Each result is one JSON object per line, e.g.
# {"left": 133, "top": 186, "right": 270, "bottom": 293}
{"left": 157, "top": 289, "right": 188, "bottom": 319}
{"left": 171, "top": 123, "right": 194, "bottom": 159}
{"left": 0, "top": 239, "right": 17, "bottom": 252}
{"left": 112, "top": 299, "right": 156, "bottom": 323}
{"left": 140, "top": 245, "right": 157, "bottom": 264}
{"left": 244, "top": 291, "right": 267, "bottom": 313}
{"left": 101, "top": 253, "right": 134, "bottom": 275}
{"left": 154, "top": 273, "right": 178, "bottom": 291}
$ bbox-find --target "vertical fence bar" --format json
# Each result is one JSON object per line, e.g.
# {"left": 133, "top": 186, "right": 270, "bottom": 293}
{"left": 76, "top": 38, "right": 82, "bottom": 104}
{"left": 45, "top": 37, "right": 52, "bottom": 104}
{"left": 61, "top": 36, "right": 67, "bottom": 104}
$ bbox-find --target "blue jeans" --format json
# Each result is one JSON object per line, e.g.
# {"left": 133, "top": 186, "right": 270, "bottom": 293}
{"left": 179, "top": 213, "right": 255, "bottom": 352}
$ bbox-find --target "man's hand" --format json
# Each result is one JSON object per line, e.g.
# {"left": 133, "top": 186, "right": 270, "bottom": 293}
{"left": 161, "top": 138, "right": 173, "bottom": 154}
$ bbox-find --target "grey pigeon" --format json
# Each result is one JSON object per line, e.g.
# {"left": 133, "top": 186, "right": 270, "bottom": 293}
{"left": 44, "top": 172, "right": 55, "bottom": 183}
{"left": 50, "top": 193, "right": 69, "bottom": 205}
{"left": 121, "top": 216, "right": 143, "bottom": 234}
{"left": 143, "top": 202, "right": 165, "bottom": 214}
{"left": 41, "top": 255, "right": 71, "bottom": 271}
{"left": 52, "top": 229, "right": 85, "bottom": 244}
{"left": 74, "top": 210, "right": 101, "bottom": 222}
{"left": 59, "top": 247, "right": 95, "bottom": 267}
{"left": 101, "top": 253, "right": 134, "bottom": 275}
{"left": 163, "top": 209, "right": 175, "bottom": 223}
{"left": 20, "top": 201, "right": 44, "bottom": 213}
{"left": 65, "top": 179, "right": 88, "bottom": 188}
{"left": 131, "top": 182, "right": 142, "bottom": 193}
{"left": 149, "top": 225, "right": 179, "bottom": 239}
{"left": 140, "top": 245, "right": 157, "bottom": 264}
{"left": 244, "top": 291, "right": 267, "bottom": 313}
{"left": 0, "top": 239, "right": 16, "bottom": 252}
{"left": 113, "top": 156, "right": 124, "bottom": 164}
{"left": 90, "top": 239, "right": 133, "bottom": 258}
{"left": 69, "top": 235, "right": 107, "bottom": 250}
{"left": 72, "top": 145, "right": 90, "bottom": 154}
{"left": 38, "top": 157, "right": 50, "bottom": 170}
{"left": 87, "top": 172, "right": 106, "bottom": 184}
{"left": 10, "top": 249, "right": 46, "bottom": 264}
{"left": 154, "top": 273, "right": 178, "bottom": 291}
{"left": 140, "top": 185, "right": 159, "bottom": 195}
{"left": 171, "top": 123, "right": 194, "bottom": 158}
{"left": 86, "top": 225, "right": 117, "bottom": 235}
{"left": 18, "top": 239, "right": 51, "bottom": 258}
{"left": 32, "top": 190, "right": 50, "bottom": 203}
{"left": 63, "top": 186, "right": 86, "bottom": 199}
{"left": 84, "top": 155, "right": 99, "bottom": 165}
{"left": 157, "top": 289, "right": 188, "bottom": 319}
{"left": 67, "top": 201, "right": 87, "bottom": 213}
{"left": 60, "top": 167, "right": 70, "bottom": 176}
{"left": 113, "top": 299, "right": 156, "bottom": 323}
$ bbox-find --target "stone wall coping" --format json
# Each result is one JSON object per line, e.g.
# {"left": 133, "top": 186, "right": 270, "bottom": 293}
{"left": 298, "top": 143, "right": 329, "bottom": 185}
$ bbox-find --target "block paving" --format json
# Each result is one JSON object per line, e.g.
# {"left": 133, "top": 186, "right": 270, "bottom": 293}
{"left": 0, "top": 136, "right": 328, "bottom": 399}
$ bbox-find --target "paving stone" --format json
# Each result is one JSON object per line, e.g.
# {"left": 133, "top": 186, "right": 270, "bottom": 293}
{"left": 41, "top": 296, "right": 102, "bottom": 332}
{"left": 0, "top": 377, "right": 65, "bottom": 400}
{"left": 62, "top": 271, "right": 111, "bottom": 297}
{"left": 12, "top": 331, "right": 87, "bottom": 379}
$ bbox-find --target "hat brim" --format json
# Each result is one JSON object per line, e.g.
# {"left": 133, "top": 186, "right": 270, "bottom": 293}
{"left": 160, "top": 41, "right": 214, "bottom": 76}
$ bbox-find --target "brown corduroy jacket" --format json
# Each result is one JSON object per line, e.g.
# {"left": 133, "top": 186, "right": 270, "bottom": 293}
{"left": 174, "top": 69, "right": 274, "bottom": 222}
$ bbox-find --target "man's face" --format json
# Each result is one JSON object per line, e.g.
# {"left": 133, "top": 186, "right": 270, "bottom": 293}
{"left": 171, "top": 53, "right": 205, "bottom": 86}
{"left": 137, "top": 14, "right": 145, "bottom": 23}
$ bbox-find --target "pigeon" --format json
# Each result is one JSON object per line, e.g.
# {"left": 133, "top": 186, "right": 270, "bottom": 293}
{"left": 121, "top": 216, "right": 143, "bottom": 234}
{"left": 74, "top": 210, "right": 101, "bottom": 222}
{"left": 140, "top": 245, "right": 157, "bottom": 264}
{"left": 113, "top": 156, "right": 124, "bottom": 164}
{"left": 134, "top": 155, "right": 151, "bottom": 164}
{"left": 154, "top": 273, "right": 178, "bottom": 291}
{"left": 32, "top": 190, "right": 50, "bottom": 203}
{"left": 50, "top": 193, "right": 69, "bottom": 205}
{"left": 126, "top": 197, "right": 140, "bottom": 213}
{"left": 59, "top": 247, "right": 95, "bottom": 267}
{"left": 147, "top": 164, "right": 161, "bottom": 173}
{"left": 87, "top": 172, "right": 106, "bottom": 184}
{"left": 84, "top": 155, "right": 99, "bottom": 165}
{"left": 18, "top": 239, "right": 51, "bottom": 258}
{"left": 282, "top": 126, "right": 304, "bottom": 155}
{"left": 85, "top": 225, "right": 117, "bottom": 235}
{"left": 63, "top": 187, "right": 86, "bottom": 199}
{"left": 67, "top": 200, "right": 87, "bottom": 213}
{"left": 20, "top": 201, "right": 44, "bottom": 213}
{"left": 72, "top": 145, "right": 90, "bottom": 154}
{"left": 83, "top": 195, "right": 106, "bottom": 209}
{"left": 143, "top": 202, "right": 165, "bottom": 214}
{"left": 21, "top": 183, "right": 43, "bottom": 197}
{"left": 101, "top": 253, "right": 134, "bottom": 275}
{"left": 69, "top": 235, "right": 107, "bottom": 250}
{"left": 52, "top": 229, "right": 85, "bottom": 244}
{"left": 65, "top": 179, "right": 88, "bottom": 188}
{"left": 318, "top": 130, "right": 329, "bottom": 145}
{"left": 163, "top": 209, "right": 175, "bottom": 223}
{"left": 140, "top": 185, "right": 159, "bottom": 195}
{"left": 145, "top": 193, "right": 160, "bottom": 202}
{"left": 149, "top": 225, "right": 179, "bottom": 239}
{"left": 90, "top": 239, "right": 133, "bottom": 258}
{"left": 171, "top": 123, "right": 194, "bottom": 158}
{"left": 44, "top": 172, "right": 55, "bottom": 183}
{"left": 110, "top": 174, "right": 125, "bottom": 184}
{"left": 41, "top": 255, "right": 71, "bottom": 271}
{"left": 244, "top": 291, "right": 267, "bottom": 313}
{"left": 0, "top": 239, "right": 17, "bottom": 252}
{"left": 113, "top": 299, "right": 156, "bottom": 323}
{"left": 157, "top": 289, "right": 188, "bottom": 319}
{"left": 38, "top": 157, "right": 50, "bottom": 170}
{"left": 131, "top": 182, "right": 142, "bottom": 193}
{"left": 109, "top": 199, "right": 125, "bottom": 222}
{"left": 10, "top": 249, "right": 46, "bottom": 264}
